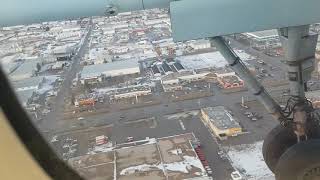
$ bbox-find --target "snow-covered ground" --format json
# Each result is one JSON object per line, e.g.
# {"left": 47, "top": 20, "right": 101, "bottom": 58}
{"left": 87, "top": 142, "right": 114, "bottom": 155}
{"left": 164, "top": 155, "right": 205, "bottom": 174}
{"left": 87, "top": 138, "right": 158, "bottom": 155}
{"left": 37, "top": 75, "right": 59, "bottom": 94}
{"left": 50, "top": 135, "right": 59, "bottom": 143}
{"left": 166, "top": 110, "right": 199, "bottom": 120}
{"left": 226, "top": 141, "right": 274, "bottom": 180}
{"left": 119, "top": 155, "right": 206, "bottom": 176}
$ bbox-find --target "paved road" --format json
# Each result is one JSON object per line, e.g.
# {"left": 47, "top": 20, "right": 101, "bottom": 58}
{"left": 39, "top": 25, "right": 92, "bottom": 132}
{"left": 184, "top": 115, "right": 235, "bottom": 180}
{"left": 50, "top": 82, "right": 288, "bottom": 134}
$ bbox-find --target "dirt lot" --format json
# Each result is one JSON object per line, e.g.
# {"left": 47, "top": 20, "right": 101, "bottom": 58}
{"left": 121, "top": 117, "right": 157, "bottom": 129}
{"left": 51, "top": 125, "right": 113, "bottom": 159}
{"left": 116, "top": 144, "right": 165, "bottom": 180}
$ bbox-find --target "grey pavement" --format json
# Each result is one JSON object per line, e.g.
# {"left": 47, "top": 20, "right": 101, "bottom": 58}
{"left": 39, "top": 25, "right": 92, "bottom": 132}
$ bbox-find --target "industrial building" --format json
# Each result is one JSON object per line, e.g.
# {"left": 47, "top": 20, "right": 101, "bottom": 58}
{"left": 162, "top": 79, "right": 183, "bottom": 92}
{"left": 178, "top": 73, "right": 210, "bottom": 83}
{"left": 79, "top": 59, "right": 141, "bottom": 85}
{"left": 151, "top": 61, "right": 185, "bottom": 76}
{"left": 243, "top": 29, "right": 281, "bottom": 50}
{"left": 176, "top": 50, "right": 254, "bottom": 72}
{"left": 108, "top": 85, "right": 152, "bottom": 102}
{"left": 68, "top": 133, "right": 212, "bottom": 180}
{"left": 161, "top": 73, "right": 211, "bottom": 93}
{"left": 216, "top": 72, "right": 244, "bottom": 89}
{"left": 187, "top": 39, "right": 211, "bottom": 50}
{"left": 201, "top": 106, "right": 242, "bottom": 140}
{"left": 52, "top": 44, "right": 77, "bottom": 61}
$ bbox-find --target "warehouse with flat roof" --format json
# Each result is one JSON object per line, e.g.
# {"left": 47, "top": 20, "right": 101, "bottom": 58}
{"left": 245, "top": 30, "right": 278, "bottom": 40}
{"left": 243, "top": 30, "right": 281, "bottom": 50}
{"left": 80, "top": 59, "right": 140, "bottom": 85}
{"left": 175, "top": 50, "right": 254, "bottom": 72}
{"left": 201, "top": 106, "right": 242, "bottom": 140}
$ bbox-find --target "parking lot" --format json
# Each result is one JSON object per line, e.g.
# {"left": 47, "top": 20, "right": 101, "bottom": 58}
{"left": 50, "top": 95, "right": 279, "bottom": 179}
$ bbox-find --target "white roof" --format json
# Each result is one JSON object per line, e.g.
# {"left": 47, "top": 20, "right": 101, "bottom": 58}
{"left": 176, "top": 50, "right": 253, "bottom": 70}
{"left": 178, "top": 73, "right": 209, "bottom": 81}
{"left": 81, "top": 59, "right": 140, "bottom": 78}
{"left": 246, "top": 29, "right": 278, "bottom": 39}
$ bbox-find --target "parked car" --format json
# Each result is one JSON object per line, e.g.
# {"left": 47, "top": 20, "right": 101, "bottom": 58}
{"left": 251, "top": 117, "right": 258, "bottom": 121}
{"left": 218, "top": 151, "right": 224, "bottom": 156}
{"left": 207, "top": 170, "right": 213, "bottom": 176}
{"left": 231, "top": 171, "right": 243, "bottom": 180}
{"left": 77, "top": 117, "right": 84, "bottom": 121}
{"left": 127, "top": 136, "right": 134, "bottom": 142}
{"left": 260, "top": 68, "right": 267, "bottom": 73}
{"left": 247, "top": 112, "right": 254, "bottom": 118}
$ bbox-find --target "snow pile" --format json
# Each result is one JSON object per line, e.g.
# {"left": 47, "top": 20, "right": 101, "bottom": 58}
{"left": 226, "top": 141, "right": 274, "bottom": 180}
{"left": 164, "top": 162, "right": 190, "bottom": 173}
{"left": 178, "top": 155, "right": 205, "bottom": 173}
{"left": 166, "top": 110, "right": 199, "bottom": 120}
{"left": 50, "top": 135, "right": 58, "bottom": 143}
{"left": 119, "top": 138, "right": 157, "bottom": 149}
{"left": 169, "top": 148, "right": 182, "bottom": 155}
{"left": 120, "top": 164, "right": 157, "bottom": 175}
{"left": 87, "top": 142, "right": 114, "bottom": 155}
{"left": 164, "top": 156, "right": 205, "bottom": 173}
{"left": 119, "top": 155, "right": 206, "bottom": 176}
{"left": 145, "top": 138, "right": 157, "bottom": 145}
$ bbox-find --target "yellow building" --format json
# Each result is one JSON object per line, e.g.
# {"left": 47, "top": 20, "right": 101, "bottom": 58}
{"left": 201, "top": 106, "right": 242, "bottom": 140}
